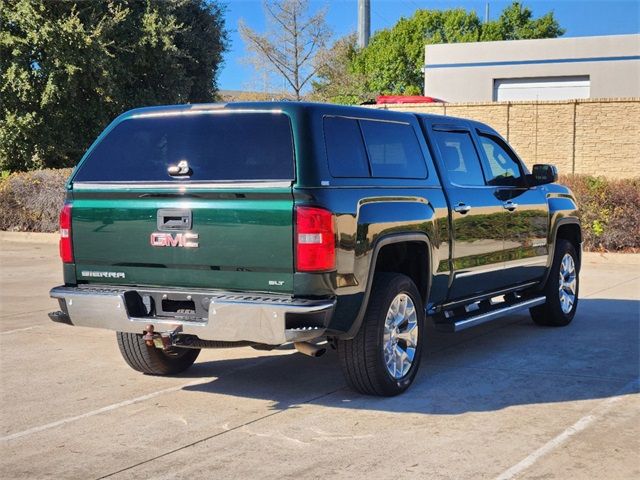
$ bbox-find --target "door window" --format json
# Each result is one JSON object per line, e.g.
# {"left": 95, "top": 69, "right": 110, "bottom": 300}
{"left": 432, "top": 131, "right": 485, "bottom": 186}
{"left": 478, "top": 134, "right": 524, "bottom": 186}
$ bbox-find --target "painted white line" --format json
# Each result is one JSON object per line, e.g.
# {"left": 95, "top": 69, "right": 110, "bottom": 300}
{"left": 1, "top": 378, "right": 214, "bottom": 442}
{"left": 0, "top": 326, "right": 35, "bottom": 335}
{"left": 0, "top": 308, "right": 51, "bottom": 320}
{"left": 495, "top": 378, "right": 640, "bottom": 480}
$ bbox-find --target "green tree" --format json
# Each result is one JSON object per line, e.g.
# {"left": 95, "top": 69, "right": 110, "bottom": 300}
{"left": 313, "top": 1, "right": 564, "bottom": 101}
{"left": 310, "top": 34, "right": 371, "bottom": 105}
{"left": 0, "top": 0, "right": 227, "bottom": 171}
{"left": 482, "top": 1, "right": 565, "bottom": 41}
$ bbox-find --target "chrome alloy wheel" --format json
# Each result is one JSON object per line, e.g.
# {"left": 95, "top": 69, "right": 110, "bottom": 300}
{"left": 558, "top": 253, "right": 577, "bottom": 314}
{"left": 383, "top": 293, "right": 419, "bottom": 379}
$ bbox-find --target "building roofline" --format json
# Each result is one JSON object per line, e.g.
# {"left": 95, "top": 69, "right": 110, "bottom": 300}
{"left": 424, "top": 55, "right": 640, "bottom": 70}
{"left": 426, "top": 33, "right": 640, "bottom": 50}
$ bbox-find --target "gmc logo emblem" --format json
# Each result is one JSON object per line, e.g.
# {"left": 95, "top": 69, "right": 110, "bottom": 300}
{"left": 150, "top": 232, "right": 199, "bottom": 248}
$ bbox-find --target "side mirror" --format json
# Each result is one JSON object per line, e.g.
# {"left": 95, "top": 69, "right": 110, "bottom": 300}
{"left": 530, "top": 164, "right": 558, "bottom": 186}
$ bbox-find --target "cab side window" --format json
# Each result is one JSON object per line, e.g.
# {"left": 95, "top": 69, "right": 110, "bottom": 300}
{"left": 478, "top": 133, "right": 524, "bottom": 186}
{"left": 324, "top": 117, "right": 370, "bottom": 178}
{"left": 324, "top": 116, "right": 429, "bottom": 179}
{"left": 432, "top": 130, "right": 485, "bottom": 186}
{"left": 359, "top": 120, "right": 428, "bottom": 179}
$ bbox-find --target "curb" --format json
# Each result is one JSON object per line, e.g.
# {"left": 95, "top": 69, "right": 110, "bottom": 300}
{"left": 582, "top": 251, "right": 640, "bottom": 265}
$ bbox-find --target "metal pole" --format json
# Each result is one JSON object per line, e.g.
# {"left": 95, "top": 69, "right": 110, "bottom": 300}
{"left": 485, "top": 2, "right": 490, "bottom": 24}
{"left": 358, "top": 0, "right": 370, "bottom": 49}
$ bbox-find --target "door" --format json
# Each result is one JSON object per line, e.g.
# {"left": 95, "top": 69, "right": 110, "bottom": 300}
{"left": 427, "top": 122, "right": 507, "bottom": 300}
{"left": 475, "top": 131, "right": 550, "bottom": 285}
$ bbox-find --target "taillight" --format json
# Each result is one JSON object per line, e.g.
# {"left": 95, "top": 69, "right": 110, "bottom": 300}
{"left": 59, "top": 203, "right": 73, "bottom": 263}
{"left": 295, "top": 206, "right": 335, "bottom": 272}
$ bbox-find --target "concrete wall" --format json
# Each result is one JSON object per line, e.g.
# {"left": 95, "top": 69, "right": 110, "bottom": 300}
{"left": 373, "top": 98, "right": 640, "bottom": 179}
{"left": 424, "top": 34, "right": 640, "bottom": 102}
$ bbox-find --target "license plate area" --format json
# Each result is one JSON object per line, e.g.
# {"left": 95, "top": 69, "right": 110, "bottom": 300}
{"left": 161, "top": 298, "right": 196, "bottom": 314}
{"left": 123, "top": 290, "right": 208, "bottom": 321}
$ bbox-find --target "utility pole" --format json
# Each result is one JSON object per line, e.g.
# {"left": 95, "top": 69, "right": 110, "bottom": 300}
{"left": 358, "top": 0, "right": 370, "bottom": 49}
{"left": 484, "top": 2, "right": 490, "bottom": 23}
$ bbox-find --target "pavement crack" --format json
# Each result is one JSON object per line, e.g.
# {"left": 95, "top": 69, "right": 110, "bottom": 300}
{"left": 428, "top": 362, "right": 633, "bottom": 383}
{"left": 94, "top": 387, "right": 345, "bottom": 480}
{"left": 581, "top": 275, "right": 640, "bottom": 299}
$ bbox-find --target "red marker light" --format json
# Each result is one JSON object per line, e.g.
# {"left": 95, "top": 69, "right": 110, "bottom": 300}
{"left": 59, "top": 203, "right": 73, "bottom": 263}
{"left": 295, "top": 206, "right": 335, "bottom": 272}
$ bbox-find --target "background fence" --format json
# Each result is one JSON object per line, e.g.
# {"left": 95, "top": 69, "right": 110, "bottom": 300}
{"left": 374, "top": 98, "right": 640, "bottom": 178}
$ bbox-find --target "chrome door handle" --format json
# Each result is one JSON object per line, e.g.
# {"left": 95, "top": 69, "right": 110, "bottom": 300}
{"left": 503, "top": 201, "right": 518, "bottom": 211}
{"left": 454, "top": 203, "right": 472, "bottom": 214}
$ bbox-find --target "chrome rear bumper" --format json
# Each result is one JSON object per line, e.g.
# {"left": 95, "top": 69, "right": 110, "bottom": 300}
{"left": 49, "top": 285, "right": 334, "bottom": 345}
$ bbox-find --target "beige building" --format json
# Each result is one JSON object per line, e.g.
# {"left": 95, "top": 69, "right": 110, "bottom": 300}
{"left": 424, "top": 34, "right": 640, "bottom": 102}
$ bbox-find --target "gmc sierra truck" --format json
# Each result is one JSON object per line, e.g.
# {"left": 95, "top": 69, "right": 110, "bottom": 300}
{"left": 49, "top": 102, "right": 581, "bottom": 396}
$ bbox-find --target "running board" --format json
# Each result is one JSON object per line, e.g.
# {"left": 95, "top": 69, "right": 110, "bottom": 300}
{"left": 434, "top": 296, "right": 546, "bottom": 332}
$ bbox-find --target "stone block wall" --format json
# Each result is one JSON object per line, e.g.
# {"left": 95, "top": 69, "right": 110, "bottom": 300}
{"left": 373, "top": 98, "right": 640, "bottom": 178}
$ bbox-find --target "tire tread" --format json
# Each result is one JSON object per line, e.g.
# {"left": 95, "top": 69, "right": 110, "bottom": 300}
{"left": 116, "top": 332, "right": 200, "bottom": 375}
{"left": 337, "top": 273, "right": 424, "bottom": 396}
{"left": 530, "top": 239, "right": 579, "bottom": 327}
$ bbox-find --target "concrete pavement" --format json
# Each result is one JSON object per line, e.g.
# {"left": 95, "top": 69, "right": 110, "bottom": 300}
{"left": 0, "top": 233, "right": 638, "bottom": 479}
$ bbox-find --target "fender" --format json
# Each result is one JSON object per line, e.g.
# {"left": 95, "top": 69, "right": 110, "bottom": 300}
{"left": 340, "top": 232, "right": 433, "bottom": 339}
{"left": 538, "top": 217, "right": 582, "bottom": 289}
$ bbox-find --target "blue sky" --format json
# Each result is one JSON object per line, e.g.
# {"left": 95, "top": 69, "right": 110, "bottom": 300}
{"left": 218, "top": 0, "right": 640, "bottom": 91}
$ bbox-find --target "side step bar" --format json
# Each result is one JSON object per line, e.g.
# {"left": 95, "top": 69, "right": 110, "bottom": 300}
{"left": 433, "top": 296, "right": 546, "bottom": 332}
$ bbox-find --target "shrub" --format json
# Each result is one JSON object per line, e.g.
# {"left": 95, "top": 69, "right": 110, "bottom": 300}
{"left": 560, "top": 175, "right": 640, "bottom": 252}
{"left": 0, "top": 168, "right": 72, "bottom": 232}
{"left": 0, "top": 169, "right": 637, "bottom": 252}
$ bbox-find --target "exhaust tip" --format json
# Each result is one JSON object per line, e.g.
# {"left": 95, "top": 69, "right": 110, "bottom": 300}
{"left": 312, "top": 347, "right": 327, "bottom": 358}
{"left": 294, "top": 342, "right": 326, "bottom": 358}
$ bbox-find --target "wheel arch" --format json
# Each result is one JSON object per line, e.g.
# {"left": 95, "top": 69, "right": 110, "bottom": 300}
{"left": 553, "top": 218, "right": 582, "bottom": 269}
{"left": 340, "top": 233, "right": 432, "bottom": 339}
{"left": 539, "top": 218, "right": 582, "bottom": 290}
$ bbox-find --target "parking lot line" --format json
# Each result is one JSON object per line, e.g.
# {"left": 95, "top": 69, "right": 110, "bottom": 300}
{"left": 0, "top": 378, "right": 215, "bottom": 442}
{"left": 94, "top": 387, "right": 344, "bottom": 480}
{"left": 494, "top": 377, "right": 639, "bottom": 480}
{"left": 0, "top": 326, "right": 35, "bottom": 334}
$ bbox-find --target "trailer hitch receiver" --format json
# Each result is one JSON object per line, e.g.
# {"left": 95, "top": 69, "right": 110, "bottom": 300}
{"left": 142, "top": 324, "right": 183, "bottom": 350}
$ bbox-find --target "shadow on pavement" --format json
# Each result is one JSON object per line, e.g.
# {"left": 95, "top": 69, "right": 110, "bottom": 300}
{"left": 181, "top": 298, "right": 640, "bottom": 414}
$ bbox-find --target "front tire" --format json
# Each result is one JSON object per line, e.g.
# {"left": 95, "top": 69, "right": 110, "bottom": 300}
{"left": 337, "top": 273, "right": 425, "bottom": 396}
{"left": 530, "top": 239, "right": 579, "bottom": 327}
{"left": 116, "top": 332, "right": 200, "bottom": 375}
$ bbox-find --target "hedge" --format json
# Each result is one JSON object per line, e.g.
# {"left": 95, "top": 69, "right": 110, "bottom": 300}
{"left": 0, "top": 168, "right": 72, "bottom": 232}
{"left": 559, "top": 175, "right": 639, "bottom": 252}
{"left": 0, "top": 169, "right": 638, "bottom": 252}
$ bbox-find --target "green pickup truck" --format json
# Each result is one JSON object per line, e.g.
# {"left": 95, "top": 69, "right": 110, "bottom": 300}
{"left": 49, "top": 102, "right": 581, "bottom": 396}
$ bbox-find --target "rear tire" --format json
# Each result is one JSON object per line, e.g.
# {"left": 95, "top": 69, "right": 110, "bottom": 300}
{"left": 116, "top": 332, "right": 200, "bottom": 375}
{"left": 530, "top": 239, "right": 579, "bottom": 327}
{"left": 337, "top": 273, "right": 425, "bottom": 396}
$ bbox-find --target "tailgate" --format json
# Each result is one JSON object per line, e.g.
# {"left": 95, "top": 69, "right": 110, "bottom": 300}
{"left": 71, "top": 185, "right": 294, "bottom": 293}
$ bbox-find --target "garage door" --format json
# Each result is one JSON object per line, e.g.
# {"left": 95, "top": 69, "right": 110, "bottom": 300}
{"left": 494, "top": 76, "right": 590, "bottom": 101}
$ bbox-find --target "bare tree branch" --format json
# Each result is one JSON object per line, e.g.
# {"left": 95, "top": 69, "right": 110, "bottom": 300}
{"left": 239, "top": 0, "right": 331, "bottom": 100}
